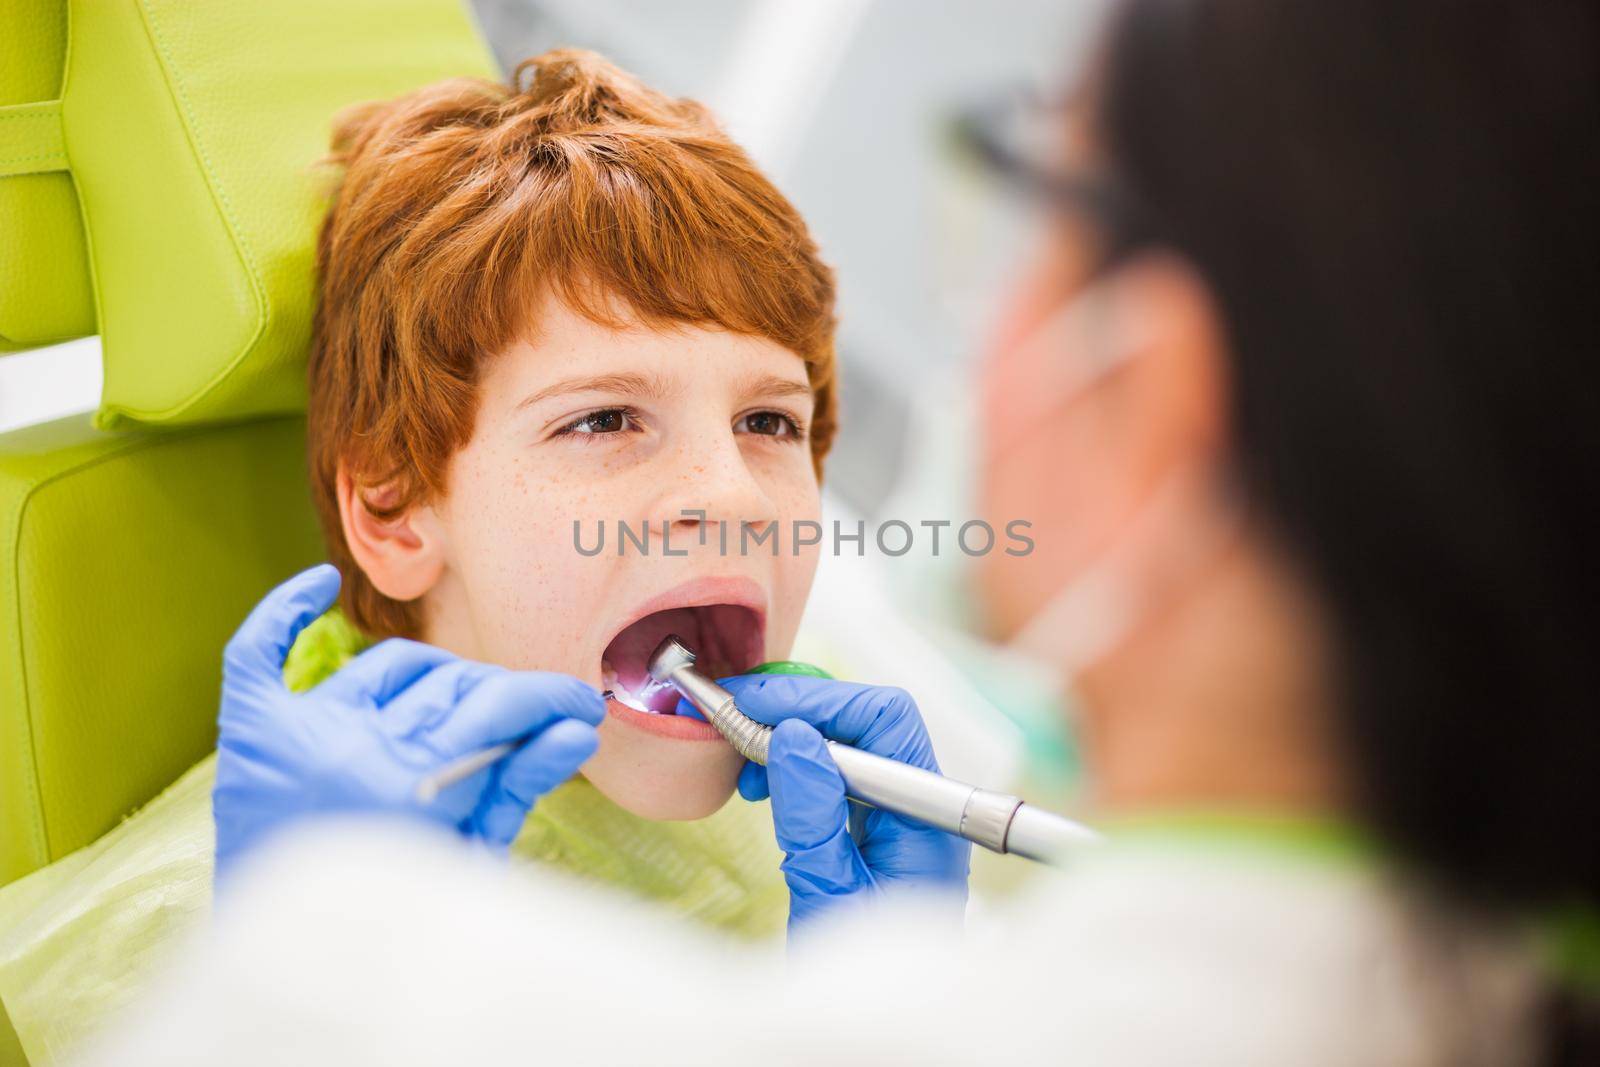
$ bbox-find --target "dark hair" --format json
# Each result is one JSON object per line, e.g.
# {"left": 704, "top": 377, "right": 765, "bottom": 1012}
{"left": 1095, "top": 0, "right": 1598, "bottom": 915}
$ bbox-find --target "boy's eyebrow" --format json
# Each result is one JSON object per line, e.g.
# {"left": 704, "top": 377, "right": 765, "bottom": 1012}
{"left": 518, "top": 370, "right": 813, "bottom": 411}
{"left": 516, "top": 371, "right": 679, "bottom": 410}
{"left": 738, "top": 374, "right": 814, "bottom": 404}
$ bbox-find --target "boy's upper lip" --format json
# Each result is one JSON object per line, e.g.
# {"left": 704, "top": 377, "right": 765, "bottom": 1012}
{"left": 606, "top": 575, "right": 769, "bottom": 652}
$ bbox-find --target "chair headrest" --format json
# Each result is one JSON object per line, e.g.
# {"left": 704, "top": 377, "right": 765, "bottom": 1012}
{"left": 0, "top": 0, "right": 495, "bottom": 429}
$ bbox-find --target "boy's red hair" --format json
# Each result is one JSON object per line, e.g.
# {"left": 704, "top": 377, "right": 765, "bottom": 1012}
{"left": 307, "top": 49, "right": 838, "bottom": 638}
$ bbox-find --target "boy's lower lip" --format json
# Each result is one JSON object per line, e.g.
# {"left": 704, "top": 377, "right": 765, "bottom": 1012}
{"left": 605, "top": 696, "right": 725, "bottom": 742}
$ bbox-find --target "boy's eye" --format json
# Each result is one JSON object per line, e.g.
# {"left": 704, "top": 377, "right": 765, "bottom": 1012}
{"left": 559, "top": 408, "right": 634, "bottom": 436}
{"left": 736, "top": 410, "right": 803, "bottom": 439}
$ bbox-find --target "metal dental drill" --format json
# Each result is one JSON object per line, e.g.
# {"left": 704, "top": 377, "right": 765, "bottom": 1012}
{"left": 647, "top": 635, "right": 1099, "bottom": 865}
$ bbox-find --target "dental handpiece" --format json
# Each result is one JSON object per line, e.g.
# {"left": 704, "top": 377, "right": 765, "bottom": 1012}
{"left": 647, "top": 635, "right": 1099, "bottom": 864}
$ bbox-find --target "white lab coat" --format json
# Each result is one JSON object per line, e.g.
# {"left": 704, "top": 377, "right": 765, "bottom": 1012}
{"left": 84, "top": 818, "right": 1544, "bottom": 1067}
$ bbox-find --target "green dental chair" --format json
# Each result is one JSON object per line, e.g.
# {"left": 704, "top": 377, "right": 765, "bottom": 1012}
{"left": 0, "top": 0, "right": 495, "bottom": 1058}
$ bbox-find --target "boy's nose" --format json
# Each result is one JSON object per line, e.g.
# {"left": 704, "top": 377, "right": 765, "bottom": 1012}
{"left": 653, "top": 430, "right": 779, "bottom": 542}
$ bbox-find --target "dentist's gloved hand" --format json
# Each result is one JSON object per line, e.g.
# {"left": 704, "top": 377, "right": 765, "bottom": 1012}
{"left": 693, "top": 676, "right": 970, "bottom": 930}
{"left": 214, "top": 564, "right": 605, "bottom": 882}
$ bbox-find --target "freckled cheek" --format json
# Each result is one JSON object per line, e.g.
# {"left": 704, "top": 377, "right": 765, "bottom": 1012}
{"left": 450, "top": 452, "right": 614, "bottom": 670}
{"left": 767, "top": 464, "right": 822, "bottom": 528}
{"left": 767, "top": 469, "right": 824, "bottom": 649}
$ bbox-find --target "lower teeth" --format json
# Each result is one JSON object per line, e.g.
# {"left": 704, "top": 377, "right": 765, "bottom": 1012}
{"left": 612, "top": 688, "right": 654, "bottom": 713}
{"left": 602, "top": 660, "right": 670, "bottom": 714}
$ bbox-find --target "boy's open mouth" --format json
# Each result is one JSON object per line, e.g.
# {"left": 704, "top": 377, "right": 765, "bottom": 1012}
{"left": 602, "top": 603, "right": 764, "bottom": 714}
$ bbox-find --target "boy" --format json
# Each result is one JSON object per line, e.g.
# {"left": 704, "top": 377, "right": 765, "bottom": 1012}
{"left": 0, "top": 48, "right": 840, "bottom": 1061}
{"left": 306, "top": 47, "right": 837, "bottom": 821}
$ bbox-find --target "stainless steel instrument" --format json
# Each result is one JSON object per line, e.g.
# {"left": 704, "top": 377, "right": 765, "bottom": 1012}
{"left": 414, "top": 689, "right": 621, "bottom": 803}
{"left": 648, "top": 635, "right": 1097, "bottom": 864}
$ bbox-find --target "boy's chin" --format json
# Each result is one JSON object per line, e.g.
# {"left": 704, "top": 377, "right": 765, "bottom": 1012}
{"left": 580, "top": 723, "right": 746, "bottom": 820}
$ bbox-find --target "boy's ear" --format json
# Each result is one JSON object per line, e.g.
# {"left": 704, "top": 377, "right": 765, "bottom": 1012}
{"left": 336, "top": 464, "right": 448, "bottom": 602}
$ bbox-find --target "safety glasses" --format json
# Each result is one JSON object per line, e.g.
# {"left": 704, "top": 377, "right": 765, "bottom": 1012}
{"left": 951, "top": 88, "right": 1158, "bottom": 274}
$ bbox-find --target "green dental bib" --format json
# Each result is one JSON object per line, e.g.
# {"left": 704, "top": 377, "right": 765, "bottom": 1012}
{"left": 0, "top": 610, "right": 786, "bottom": 1065}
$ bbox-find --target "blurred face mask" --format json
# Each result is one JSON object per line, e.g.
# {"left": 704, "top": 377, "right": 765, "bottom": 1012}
{"left": 996, "top": 276, "right": 1239, "bottom": 686}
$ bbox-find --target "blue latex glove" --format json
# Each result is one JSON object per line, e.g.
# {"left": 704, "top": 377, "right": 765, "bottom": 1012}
{"left": 214, "top": 564, "right": 605, "bottom": 881}
{"left": 691, "top": 676, "right": 970, "bottom": 930}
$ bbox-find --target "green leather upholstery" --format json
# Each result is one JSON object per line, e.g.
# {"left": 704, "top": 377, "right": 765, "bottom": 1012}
{"left": 0, "top": 0, "right": 94, "bottom": 351}
{"left": 69, "top": 0, "right": 496, "bottom": 429}
{"left": 0, "top": 415, "right": 323, "bottom": 887}
{"left": 0, "top": 0, "right": 494, "bottom": 428}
